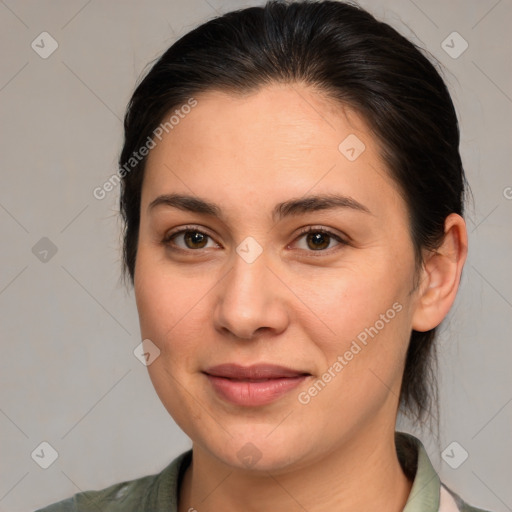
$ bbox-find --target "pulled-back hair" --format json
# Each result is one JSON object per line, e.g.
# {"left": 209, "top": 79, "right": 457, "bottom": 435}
{"left": 119, "top": 0, "right": 467, "bottom": 424}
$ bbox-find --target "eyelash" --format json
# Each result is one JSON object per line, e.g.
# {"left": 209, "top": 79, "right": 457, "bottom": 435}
{"left": 291, "top": 226, "right": 347, "bottom": 254}
{"left": 161, "top": 225, "right": 348, "bottom": 255}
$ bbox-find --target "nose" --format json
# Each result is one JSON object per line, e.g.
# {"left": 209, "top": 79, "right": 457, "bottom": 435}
{"left": 213, "top": 249, "right": 289, "bottom": 341}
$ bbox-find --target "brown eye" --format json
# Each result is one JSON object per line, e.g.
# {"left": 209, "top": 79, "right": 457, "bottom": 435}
{"left": 305, "top": 231, "right": 331, "bottom": 250}
{"left": 183, "top": 230, "right": 208, "bottom": 249}
{"left": 292, "top": 227, "right": 347, "bottom": 253}
{"left": 163, "top": 227, "right": 218, "bottom": 251}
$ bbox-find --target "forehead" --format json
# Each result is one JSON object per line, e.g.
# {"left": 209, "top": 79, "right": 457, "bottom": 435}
{"left": 149, "top": 83, "right": 370, "bottom": 160}
{"left": 142, "top": 83, "right": 402, "bottom": 219}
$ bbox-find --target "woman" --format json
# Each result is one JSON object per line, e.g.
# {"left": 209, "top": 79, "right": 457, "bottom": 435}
{"left": 37, "top": 1, "right": 492, "bottom": 511}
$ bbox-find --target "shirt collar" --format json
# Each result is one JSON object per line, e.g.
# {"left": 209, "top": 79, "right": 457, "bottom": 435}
{"left": 151, "top": 433, "right": 441, "bottom": 512}
{"left": 398, "top": 431, "right": 441, "bottom": 512}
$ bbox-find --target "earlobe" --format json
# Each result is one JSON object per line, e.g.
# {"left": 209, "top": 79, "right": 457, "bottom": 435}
{"left": 412, "top": 214, "right": 468, "bottom": 332}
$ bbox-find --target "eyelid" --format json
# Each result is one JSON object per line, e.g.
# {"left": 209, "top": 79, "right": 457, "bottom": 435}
{"left": 162, "top": 224, "right": 349, "bottom": 253}
{"left": 164, "top": 224, "right": 216, "bottom": 240}
{"left": 162, "top": 225, "right": 221, "bottom": 249}
{"left": 289, "top": 225, "right": 348, "bottom": 252}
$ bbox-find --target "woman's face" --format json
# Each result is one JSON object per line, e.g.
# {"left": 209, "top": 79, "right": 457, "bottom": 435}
{"left": 134, "top": 83, "right": 422, "bottom": 472}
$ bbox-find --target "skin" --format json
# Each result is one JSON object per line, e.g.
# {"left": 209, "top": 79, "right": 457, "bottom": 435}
{"left": 134, "top": 83, "right": 467, "bottom": 512}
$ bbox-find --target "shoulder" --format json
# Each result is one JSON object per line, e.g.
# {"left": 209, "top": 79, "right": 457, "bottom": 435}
{"left": 33, "top": 473, "right": 157, "bottom": 512}
{"left": 34, "top": 450, "right": 192, "bottom": 512}
{"left": 396, "top": 432, "right": 496, "bottom": 512}
{"left": 441, "top": 483, "right": 495, "bottom": 512}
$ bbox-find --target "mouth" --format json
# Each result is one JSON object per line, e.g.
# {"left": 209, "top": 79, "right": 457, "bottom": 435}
{"left": 203, "top": 364, "right": 311, "bottom": 407}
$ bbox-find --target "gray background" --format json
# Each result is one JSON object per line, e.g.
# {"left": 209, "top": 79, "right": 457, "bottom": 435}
{"left": 0, "top": 0, "right": 510, "bottom": 511}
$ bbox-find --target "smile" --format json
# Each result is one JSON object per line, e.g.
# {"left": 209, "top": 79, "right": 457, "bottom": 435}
{"left": 203, "top": 364, "right": 311, "bottom": 407}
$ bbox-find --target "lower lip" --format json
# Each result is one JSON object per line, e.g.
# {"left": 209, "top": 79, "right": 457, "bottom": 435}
{"left": 205, "top": 374, "right": 308, "bottom": 406}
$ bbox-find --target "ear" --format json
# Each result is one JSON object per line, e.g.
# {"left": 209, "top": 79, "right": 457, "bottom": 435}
{"left": 412, "top": 213, "right": 468, "bottom": 332}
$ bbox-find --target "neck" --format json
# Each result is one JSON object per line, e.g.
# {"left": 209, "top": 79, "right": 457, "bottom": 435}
{"left": 178, "top": 426, "right": 413, "bottom": 512}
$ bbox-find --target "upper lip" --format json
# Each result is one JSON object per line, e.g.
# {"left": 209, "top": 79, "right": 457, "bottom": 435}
{"left": 204, "top": 364, "right": 310, "bottom": 379}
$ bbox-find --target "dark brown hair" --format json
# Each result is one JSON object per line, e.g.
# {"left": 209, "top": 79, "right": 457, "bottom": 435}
{"left": 118, "top": 0, "right": 467, "bottom": 423}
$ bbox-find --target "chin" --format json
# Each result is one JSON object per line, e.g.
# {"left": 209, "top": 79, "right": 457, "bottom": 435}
{"left": 199, "top": 428, "right": 313, "bottom": 474}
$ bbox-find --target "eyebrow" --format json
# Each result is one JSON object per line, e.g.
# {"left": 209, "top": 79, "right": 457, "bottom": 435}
{"left": 147, "top": 193, "right": 372, "bottom": 220}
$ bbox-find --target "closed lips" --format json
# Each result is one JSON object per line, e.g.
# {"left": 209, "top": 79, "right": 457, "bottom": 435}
{"left": 203, "top": 364, "right": 311, "bottom": 380}
{"left": 204, "top": 364, "right": 311, "bottom": 406}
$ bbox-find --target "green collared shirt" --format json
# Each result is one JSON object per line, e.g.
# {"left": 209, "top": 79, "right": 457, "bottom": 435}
{"left": 35, "top": 432, "right": 492, "bottom": 512}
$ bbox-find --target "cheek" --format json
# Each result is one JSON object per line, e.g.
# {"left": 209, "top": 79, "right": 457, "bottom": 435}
{"left": 135, "top": 246, "right": 193, "bottom": 338}
{"left": 299, "top": 254, "right": 415, "bottom": 399}
{"left": 305, "top": 260, "right": 412, "bottom": 345}
{"left": 134, "top": 248, "right": 215, "bottom": 374}
{"left": 134, "top": 254, "right": 210, "bottom": 430}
